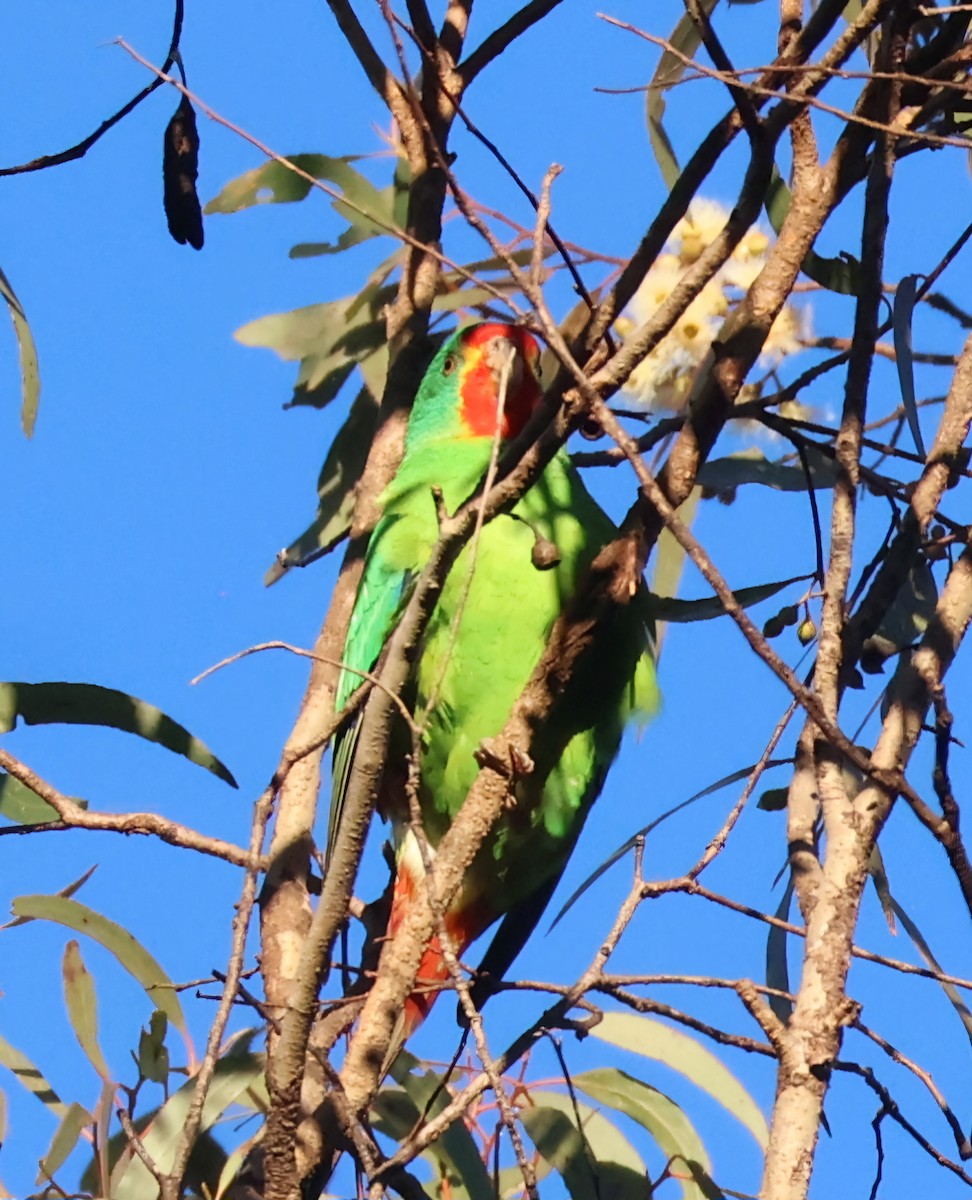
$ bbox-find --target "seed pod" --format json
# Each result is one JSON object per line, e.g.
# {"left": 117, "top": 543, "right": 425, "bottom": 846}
{"left": 797, "top": 617, "right": 816, "bottom": 645}
{"left": 163, "top": 96, "right": 204, "bottom": 250}
{"left": 763, "top": 615, "right": 785, "bottom": 638}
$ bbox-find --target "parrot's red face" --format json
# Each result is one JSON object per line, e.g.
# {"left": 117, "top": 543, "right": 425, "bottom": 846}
{"left": 455, "top": 323, "right": 543, "bottom": 440}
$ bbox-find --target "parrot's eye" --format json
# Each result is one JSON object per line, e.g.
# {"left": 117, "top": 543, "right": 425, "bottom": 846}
{"left": 442, "top": 354, "right": 458, "bottom": 376}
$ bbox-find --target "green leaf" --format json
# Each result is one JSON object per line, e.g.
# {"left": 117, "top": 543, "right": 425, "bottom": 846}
{"left": 573, "top": 1069, "right": 720, "bottom": 1199}
{"left": 522, "top": 1092, "right": 647, "bottom": 1200}
{"left": 0, "top": 864, "right": 97, "bottom": 929}
{"left": 646, "top": 1, "right": 721, "bottom": 189}
{"left": 861, "top": 562, "right": 937, "bottom": 669}
{"left": 37, "top": 1101, "right": 91, "bottom": 1186}
{"left": 877, "top": 880, "right": 972, "bottom": 1049}
{"left": 0, "top": 1032, "right": 67, "bottom": 1117}
{"left": 138, "top": 1011, "right": 170, "bottom": 1085}
{"left": 235, "top": 295, "right": 388, "bottom": 411}
{"left": 552, "top": 759, "right": 790, "bottom": 927}
{"left": 109, "top": 1041, "right": 263, "bottom": 1199}
{"left": 647, "top": 573, "right": 813, "bottom": 624}
{"left": 757, "top": 787, "right": 789, "bottom": 811}
{"left": 10, "top": 895, "right": 187, "bottom": 1035}
{"left": 650, "top": 487, "right": 701, "bottom": 655}
{"left": 764, "top": 170, "right": 861, "bottom": 294}
{"left": 206, "top": 153, "right": 371, "bottom": 214}
{"left": 698, "top": 447, "right": 835, "bottom": 492}
{"left": 373, "top": 1051, "right": 493, "bottom": 1200}
{"left": 0, "top": 681, "right": 237, "bottom": 787}
{"left": 63, "top": 940, "right": 112, "bottom": 1082}
{"left": 0, "top": 771, "right": 89, "bottom": 825}
{"left": 892, "top": 274, "right": 927, "bottom": 460}
{"left": 591, "top": 1014, "right": 768, "bottom": 1151}
{"left": 0, "top": 263, "right": 40, "bottom": 437}
{"left": 766, "top": 877, "right": 795, "bottom": 1025}
{"left": 265, "top": 388, "right": 378, "bottom": 584}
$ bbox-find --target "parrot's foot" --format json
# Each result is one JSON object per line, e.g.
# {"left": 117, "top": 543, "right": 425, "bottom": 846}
{"left": 475, "top": 738, "right": 534, "bottom": 805}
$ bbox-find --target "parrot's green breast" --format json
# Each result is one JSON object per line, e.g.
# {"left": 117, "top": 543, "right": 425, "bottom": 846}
{"left": 336, "top": 433, "right": 658, "bottom": 917}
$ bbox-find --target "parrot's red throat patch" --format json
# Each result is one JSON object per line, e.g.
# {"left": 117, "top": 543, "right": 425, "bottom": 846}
{"left": 458, "top": 323, "right": 543, "bottom": 441}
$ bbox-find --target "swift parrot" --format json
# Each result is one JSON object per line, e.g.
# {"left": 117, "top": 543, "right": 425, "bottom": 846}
{"left": 330, "top": 321, "right": 658, "bottom": 1038}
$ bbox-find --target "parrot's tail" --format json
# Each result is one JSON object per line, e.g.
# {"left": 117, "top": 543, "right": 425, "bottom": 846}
{"left": 386, "top": 834, "right": 493, "bottom": 1038}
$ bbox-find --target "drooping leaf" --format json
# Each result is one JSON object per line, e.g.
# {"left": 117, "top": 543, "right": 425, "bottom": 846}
{"left": 206, "top": 153, "right": 375, "bottom": 214}
{"left": 860, "top": 561, "right": 937, "bottom": 671}
{"left": 108, "top": 1041, "right": 263, "bottom": 1199}
{"left": 647, "top": 573, "right": 814, "bottom": 624}
{"left": 650, "top": 487, "right": 701, "bottom": 655}
{"left": 63, "top": 940, "right": 112, "bottom": 1081}
{"left": 892, "top": 274, "right": 927, "bottom": 460}
{"left": 36, "top": 1101, "right": 91, "bottom": 1186}
{"left": 0, "top": 864, "right": 97, "bottom": 929}
{"left": 137, "top": 1011, "right": 170, "bottom": 1085}
{"left": 766, "top": 877, "right": 795, "bottom": 1025}
{"left": 0, "top": 1032, "right": 67, "bottom": 1117}
{"left": 698, "top": 447, "right": 835, "bottom": 492}
{"left": 764, "top": 169, "right": 861, "bottom": 294}
{"left": 522, "top": 1091, "right": 647, "bottom": 1200}
{"left": 10, "top": 895, "right": 187, "bottom": 1035}
{"left": 881, "top": 884, "right": 972, "bottom": 1048}
{"left": 573, "top": 1069, "right": 720, "bottom": 1200}
{"left": 591, "top": 1014, "right": 769, "bottom": 1150}
{"left": 0, "top": 681, "right": 237, "bottom": 787}
{"left": 265, "top": 388, "right": 379, "bottom": 584}
{"left": 0, "top": 263, "right": 40, "bottom": 436}
{"left": 0, "top": 771, "right": 89, "bottom": 825}
{"left": 646, "top": 0, "right": 721, "bottom": 189}
{"left": 552, "top": 759, "right": 790, "bottom": 927}
{"left": 372, "top": 1051, "right": 493, "bottom": 1200}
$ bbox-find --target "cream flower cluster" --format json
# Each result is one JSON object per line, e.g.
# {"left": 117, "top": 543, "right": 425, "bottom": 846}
{"left": 619, "top": 199, "right": 809, "bottom": 410}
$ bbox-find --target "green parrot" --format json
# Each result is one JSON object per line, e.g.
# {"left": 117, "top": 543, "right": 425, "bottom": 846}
{"left": 330, "top": 321, "right": 658, "bottom": 1037}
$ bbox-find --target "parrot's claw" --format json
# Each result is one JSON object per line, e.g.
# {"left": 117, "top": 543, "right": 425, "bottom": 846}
{"left": 475, "top": 739, "right": 535, "bottom": 803}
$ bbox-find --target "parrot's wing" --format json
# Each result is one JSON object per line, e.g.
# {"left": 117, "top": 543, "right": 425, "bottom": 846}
{"left": 328, "top": 526, "right": 415, "bottom": 872}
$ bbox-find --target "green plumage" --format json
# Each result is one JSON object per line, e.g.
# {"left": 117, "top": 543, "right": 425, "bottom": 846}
{"left": 330, "top": 323, "right": 658, "bottom": 1020}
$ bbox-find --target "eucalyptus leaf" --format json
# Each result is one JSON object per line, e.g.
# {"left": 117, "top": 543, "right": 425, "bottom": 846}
{"left": 698, "top": 447, "right": 835, "bottom": 492}
{"left": 892, "top": 274, "right": 927, "bottom": 460}
{"left": 10, "top": 895, "right": 187, "bottom": 1035}
{"left": 0, "top": 771, "right": 88, "bottom": 825}
{"left": 0, "top": 263, "right": 40, "bottom": 436}
{"left": 0, "top": 682, "right": 237, "bottom": 787}
{"left": 522, "top": 1091, "right": 647, "bottom": 1200}
{"left": 374, "top": 1051, "right": 493, "bottom": 1200}
{"left": 647, "top": 573, "right": 813, "bottom": 623}
{"left": 764, "top": 170, "right": 861, "bottom": 294}
{"left": 766, "top": 877, "right": 795, "bottom": 1025}
{"left": 861, "top": 561, "right": 937, "bottom": 669}
{"left": 650, "top": 487, "right": 701, "bottom": 654}
{"left": 646, "top": 1, "right": 721, "bottom": 189}
{"left": 0, "top": 1032, "right": 67, "bottom": 1117}
{"left": 591, "top": 1014, "right": 768, "bottom": 1150}
{"left": 36, "top": 1100, "right": 91, "bottom": 1186}
{"left": 108, "top": 1040, "right": 263, "bottom": 1199}
{"left": 265, "top": 388, "right": 379, "bottom": 584}
{"left": 573, "top": 1069, "right": 720, "bottom": 1200}
{"left": 138, "top": 1011, "right": 170, "bottom": 1085}
{"left": 205, "top": 153, "right": 375, "bottom": 215}
{"left": 63, "top": 940, "right": 112, "bottom": 1082}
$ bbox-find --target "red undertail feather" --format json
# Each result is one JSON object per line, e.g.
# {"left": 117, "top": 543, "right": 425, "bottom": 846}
{"left": 389, "top": 858, "right": 493, "bottom": 1036}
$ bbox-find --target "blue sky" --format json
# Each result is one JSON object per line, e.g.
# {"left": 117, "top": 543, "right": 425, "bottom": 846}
{"left": 3, "top": 3, "right": 972, "bottom": 1197}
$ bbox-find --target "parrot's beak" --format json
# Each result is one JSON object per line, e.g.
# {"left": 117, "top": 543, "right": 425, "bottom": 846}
{"left": 482, "top": 332, "right": 530, "bottom": 397}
